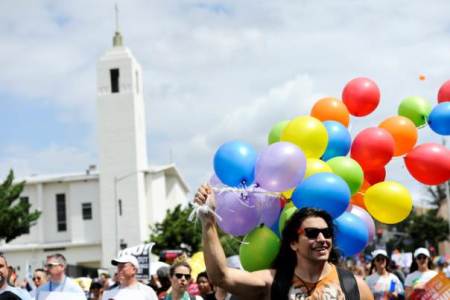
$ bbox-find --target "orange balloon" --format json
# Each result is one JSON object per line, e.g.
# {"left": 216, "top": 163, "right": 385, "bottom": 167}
{"left": 379, "top": 116, "right": 418, "bottom": 156}
{"left": 310, "top": 97, "right": 350, "bottom": 127}
{"left": 350, "top": 180, "right": 370, "bottom": 210}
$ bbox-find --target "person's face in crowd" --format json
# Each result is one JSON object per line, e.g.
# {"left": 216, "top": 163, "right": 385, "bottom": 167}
{"left": 117, "top": 262, "right": 136, "bottom": 283}
{"left": 291, "top": 217, "right": 332, "bottom": 262}
{"left": 197, "top": 275, "right": 212, "bottom": 295}
{"left": 45, "top": 258, "right": 65, "bottom": 280}
{"left": 171, "top": 266, "right": 191, "bottom": 293}
{"left": 90, "top": 286, "right": 103, "bottom": 299}
{"left": 374, "top": 255, "right": 387, "bottom": 271}
{"left": 416, "top": 254, "right": 428, "bottom": 268}
{"left": 32, "top": 271, "right": 47, "bottom": 288}
{"left": 0, "top": 257, "right": 8, "bottom": 288}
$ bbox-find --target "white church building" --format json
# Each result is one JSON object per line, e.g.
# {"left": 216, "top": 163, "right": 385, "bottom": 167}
{"left": 0, "top": 29, "right": 189, "bottom": 277}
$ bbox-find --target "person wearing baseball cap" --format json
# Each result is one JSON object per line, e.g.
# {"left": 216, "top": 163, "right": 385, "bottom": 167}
{"left": 404, "top": 247, "right": 438, "bottom": 299}
{"left": 365, "top": 249, "right": 404, "bottom": 300}
{"left": 101, "top": 255, "right": 157, "bottom": 300}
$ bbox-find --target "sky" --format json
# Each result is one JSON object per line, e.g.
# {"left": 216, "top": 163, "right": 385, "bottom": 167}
{"left": 0, "top": 1, "right": 449, "bottom": 206}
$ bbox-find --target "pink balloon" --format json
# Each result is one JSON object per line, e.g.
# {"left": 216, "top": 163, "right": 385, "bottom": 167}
{"left": 348, "top": 204, "right": 375, "bottom": 244}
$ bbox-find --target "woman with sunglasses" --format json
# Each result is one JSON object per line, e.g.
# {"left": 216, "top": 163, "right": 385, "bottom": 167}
{"left": 404, "top": 248, "right": 437, "bottom": 299}
{"left": 366, "top": 249, "right": 404, "bottom": 299}
{"left": 194, "top": 184, "right": 374, "bottom": 300}
{"left": 165, "top": 261, "right": 202, "bottom": 300}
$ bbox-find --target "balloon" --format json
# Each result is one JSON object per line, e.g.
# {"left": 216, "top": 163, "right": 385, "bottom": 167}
{"left": 310, "top": 97, "right": 350, "bottom": 127}
{"left": 239, "top": 225, "right": 281, "bottom": 272}
{"left": 351, "top": 180, "right": 370, "bottom": 210}
{"left": 213, "top": 141, "right": 257, "bottom": 187}
{"left": 379, "top": 116, "right": 418, "bottom": 156}
{"left": 215, "top": 191, "right": 260, "bottom": 236}
{"left": 398, "top": 96, "right": 432, "bottom": 127}
{"left": 253, "top": 191, "right": 282, "bottom": 227}
{"left": 280, "top": 116, "right": 328, "bottom": 158}
{"left": 278, "top": 204, "right": 297, "bottom": 234}
{"left": 350, "top": 127, "right": 395, "bottom": 171}
{"left": 428, "top": 102, "right": 450, "bottom": 135}
{"left": 304, "top": 158, "right": 333, "bottom": 179}
{"left": 404, "top": 143, "right": 450, "bottom": 185}
{"left": 327, "top": 157, "right": 364, "bottom": 195}
{"left": 334, "top": 212, "right": 369, "bottom": 257}
{"left": 321, "top": 121, "right": 352, "bottom": 161}
{"left": 364, "top": 168, "right": 386, "bottom": 185}
{"left": 281, "top": 189, "right": 294, "bottom": 200}
{"left": 292, "top": 173, "right": 350, "bottom": 218}
{"left": 348, "top": 205, "right": 376, "bottom": 244}
{"left": 438, "top": 80, "right": 450, "bottom": 103}
{"left": 364, "top": 181, "right": 413, "bottom": 224}
{"left": 255, "top": 142, "right": 306, "bottom": 192}
{"left": 268, "top": 120, "right": 290, "bottom": 144}
{"left": 342, "top": 77, "right": 380, "bottom": 117}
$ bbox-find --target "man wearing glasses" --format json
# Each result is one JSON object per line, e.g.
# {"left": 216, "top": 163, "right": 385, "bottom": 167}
{"left": 0, "top": 254, "right": 31, "bottom": 300}
{"left": 35, "top": 253, "right": 86, "bottom": 300}
{"left": 29, "top": 269, "right": 47, "bottom": 299}
{"left": 101, "top": 254, "right": 157, "bottom": 300}
{"left": 194, "top": 184, "right": 374, "bottom": 300}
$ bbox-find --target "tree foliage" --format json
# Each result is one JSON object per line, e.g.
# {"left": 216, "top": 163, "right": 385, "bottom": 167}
{"left": 0, "top": 170, "right": 41, "bottom": 242}
{"left": 148, "top": 204, "right": 240, "bottom": 257}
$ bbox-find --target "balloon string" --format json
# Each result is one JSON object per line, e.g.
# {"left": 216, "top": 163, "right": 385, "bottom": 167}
{"left": 188, "top": 201, "right": 223, "bottom": 223}
{"left": 210, "top": 186, "right": 281, "bottom": 197}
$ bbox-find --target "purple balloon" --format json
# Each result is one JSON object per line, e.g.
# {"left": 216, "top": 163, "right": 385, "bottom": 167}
{"left": 215, "top": 191, "right": 260, "bottom": 236}
{"left": 255, "top": 142, "right": 306, "bottom": 192}
{"left": 349, "top": 205, "right": 375, "bottom": 244}
{"left": 250, "top": 190, "right": 281, "bottom": 227}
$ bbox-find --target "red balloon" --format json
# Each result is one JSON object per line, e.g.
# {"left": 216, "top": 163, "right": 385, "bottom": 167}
{"left": 438, "top": 80, "right": 450, "bottom": 103}
{"left": 404, "top": 143, "right": 450, "bottom": 185}
{"left": 342, "top": 77, "right": 380, "bottom": 116}
{"left": 350, "top": 127, "right": 394, "bottom": 171}
{"left": 364, "top": 168, "right": 386, "bottom": 185}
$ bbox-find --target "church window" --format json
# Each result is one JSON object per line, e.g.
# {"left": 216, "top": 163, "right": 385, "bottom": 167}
{"left": 82, "top": 203, "right": 92, "bottom": 220}
{"left": 110, "top": 68, "right": 120, "bottom": 93}
{"left": 20, "top": 196, "right": 30, "bottom": 233}
{"left": 118, "top": 199, "right": 123, "bottom": 216}
{"left": 56, "top": 194, "right": 67, "bottom": 232}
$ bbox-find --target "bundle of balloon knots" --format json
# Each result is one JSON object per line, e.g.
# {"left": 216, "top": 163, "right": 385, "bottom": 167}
{"left": 207, "top": 78, "right": 450, "bottom": 272}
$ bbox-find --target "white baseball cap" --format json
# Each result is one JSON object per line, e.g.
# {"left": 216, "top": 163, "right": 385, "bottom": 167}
{"left": 111, "top": 254, "right": 139, "bottom": 270}
{"left": 414, "top": 247, "right": 430, "bottom": 258}
{"left": 372, "top": 249, "right": 388, "bottom": 259}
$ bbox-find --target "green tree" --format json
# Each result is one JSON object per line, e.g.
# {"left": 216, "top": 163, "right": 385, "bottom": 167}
{"left": 0, "top": 170, "right": 41, "bottom": 242}
{"left": 148, "top": 204, "right": 241, "bottom": 257}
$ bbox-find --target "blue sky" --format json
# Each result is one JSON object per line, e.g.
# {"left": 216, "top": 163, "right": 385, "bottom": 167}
{"left": 0, "top": 1, "right": 449, "bottom": 204}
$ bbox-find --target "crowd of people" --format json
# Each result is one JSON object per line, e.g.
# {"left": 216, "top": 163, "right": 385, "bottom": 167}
{"left": 0, "top": 184, "right": 449, "bottom": 299}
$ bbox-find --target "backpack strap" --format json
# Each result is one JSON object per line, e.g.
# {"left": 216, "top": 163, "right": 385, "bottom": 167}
{"left": 336, "top": 267, "right": 360, "bottom": 300}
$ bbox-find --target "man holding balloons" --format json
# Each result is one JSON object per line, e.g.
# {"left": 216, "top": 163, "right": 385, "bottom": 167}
{"left": 194, "top": 185, "right": 374, "bottom": 300}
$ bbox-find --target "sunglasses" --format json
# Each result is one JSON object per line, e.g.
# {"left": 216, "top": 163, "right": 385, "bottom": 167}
{"left": 174, "top": 273, "right": 191, "bottom": 280}
{"left": 416, "top": 255, "right": 428, "bottom": 260}
{"left": 45, "top": 263, "right": 61, "bottom": 269}
{"left": 32, "top": 277, "right": 42, "bottom": 281}
{"left": 298, "top": 227, "right": 332, "bottom": 239}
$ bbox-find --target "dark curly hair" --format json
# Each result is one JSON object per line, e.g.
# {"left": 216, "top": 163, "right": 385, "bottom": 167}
{"left": 270, "top": 207, "right": 340, "bottom": 300}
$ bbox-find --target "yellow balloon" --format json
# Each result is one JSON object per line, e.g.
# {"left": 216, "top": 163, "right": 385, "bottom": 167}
{"left": 188, "top": 251, "right": 206, "bottom": 280}
{"left": 280, "top": 116, "right": 328, "bottom": 158}
{"left": 282, "top": 189, "right": 294, "bottom": 199}
{"left": 364, "top": 181, "right": 413, "bottom": 224}
{"left": 305, "top": 158, "right": 333, "bottom": 179}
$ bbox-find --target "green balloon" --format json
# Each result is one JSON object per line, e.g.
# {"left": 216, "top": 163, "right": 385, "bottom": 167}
{"left": 398, "top": 96, "right": 432, "bottom": 127}
{"left": 239, "top": 225, "right": 281, "bottom": 272}
{"left": 326, "top": 156, "right": 363, "bottom": 195}
{"left": 268, "top": 120, "right": 290, "bottom": 144}
{"left": 278, "top": 205, "right": 297, "bottom": 234}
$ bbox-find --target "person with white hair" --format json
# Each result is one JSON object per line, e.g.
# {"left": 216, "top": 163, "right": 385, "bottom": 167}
{"left": 101, "top": 254, "right": 157, "bottom": 300}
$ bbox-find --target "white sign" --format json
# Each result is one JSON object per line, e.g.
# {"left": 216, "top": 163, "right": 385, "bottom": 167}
{"left": 118, "top": 243, "right": 154, "bottom": 280}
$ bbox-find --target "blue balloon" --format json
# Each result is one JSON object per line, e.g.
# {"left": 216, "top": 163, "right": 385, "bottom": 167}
{"left": 321, "top": 121, "right": 352, "bottom": 161}
{"left": 428, "top": 102, "right": 450, "bottom": 135}
{"left": 292, "top": 173, "right": 350, "bottom": 218}
{"left": 213, "top": 141, "right": 257, "bottom": 187}
{"left": 334, "top": 212, "right": 369, "bottom": 257}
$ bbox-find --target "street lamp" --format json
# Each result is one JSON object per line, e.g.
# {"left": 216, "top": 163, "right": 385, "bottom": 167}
{"left": 113, "top": 169, "right": 146, "bottom": 255}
